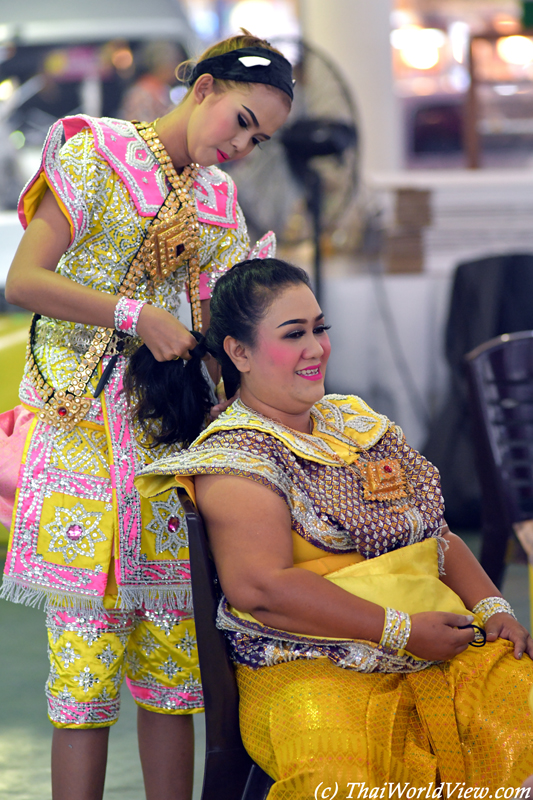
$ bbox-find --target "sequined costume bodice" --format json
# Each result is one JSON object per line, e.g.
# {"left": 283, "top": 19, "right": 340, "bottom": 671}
{"left": 138, "top": 395, "right": 446, "bottom": 672}
{"left": 143, "top": 395, "right": 444, "bottom": 559}
{"left": 20, "top": 121, "right": 249, "bottom": 394}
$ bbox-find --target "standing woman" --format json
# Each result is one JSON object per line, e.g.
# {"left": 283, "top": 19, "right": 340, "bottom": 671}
{"left": 0, "top": 32, "right": 292, "bottom": 800}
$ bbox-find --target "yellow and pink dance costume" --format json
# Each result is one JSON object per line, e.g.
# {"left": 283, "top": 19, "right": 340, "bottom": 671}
{"left": 0, "top": 114, "right": 273, "bottom": 728}
{"left": 139, "top": 395, "right": 533, "bottom": 796}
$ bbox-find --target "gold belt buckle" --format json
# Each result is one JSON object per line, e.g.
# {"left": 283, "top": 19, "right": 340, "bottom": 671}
{"left": 38, "top": 390, "right": 92, "bottom": 431}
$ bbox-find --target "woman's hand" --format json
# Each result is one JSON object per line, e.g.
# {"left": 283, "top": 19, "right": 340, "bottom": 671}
{"left": 407, "top": 612, "right": 476, "bottom": 661}
{"left": 485, "top": 612, "right": 533, "bottom": 659}
{"left": 136, "top": 304, "right": 197, "bottom": 362}
{"left": 209, "top": 393, "right": 239, "bottom": 420}
{"left": 209, "top": 398, "right": 232, "bottom": 420}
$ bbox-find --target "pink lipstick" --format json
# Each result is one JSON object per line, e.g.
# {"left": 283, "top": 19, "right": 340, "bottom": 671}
{"left": 296, "top": 366, "right": 323, "bottom": 381}
{"left": 217, "top": 149, "right": 230, "bottom": 163}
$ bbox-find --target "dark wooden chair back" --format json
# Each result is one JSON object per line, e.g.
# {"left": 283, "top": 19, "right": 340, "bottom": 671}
{"left": 178, "top": 489, "right": 274, "bottom": 800}
{"left": 465, "top": 331, "right": 533, "bottom": 586}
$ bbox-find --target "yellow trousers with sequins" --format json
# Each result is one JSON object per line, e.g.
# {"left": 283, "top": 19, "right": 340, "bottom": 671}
{"left": 236, "top": 640, "right": 533, "bottom": 799}
{"left": 46, "top": 605, "right": 202, "bottom": 728}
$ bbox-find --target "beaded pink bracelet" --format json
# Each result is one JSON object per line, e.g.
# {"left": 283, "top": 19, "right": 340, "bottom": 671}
{"left": 114, "top": 297, "right": 147, "bottom": 336}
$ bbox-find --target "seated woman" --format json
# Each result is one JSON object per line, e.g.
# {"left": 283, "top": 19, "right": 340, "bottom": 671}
{"left": 136, "top": 258, "right": 533, "bottom": 798}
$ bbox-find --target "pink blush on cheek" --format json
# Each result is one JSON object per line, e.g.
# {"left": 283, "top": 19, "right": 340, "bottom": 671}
{"left": 263, "top": 342, "right": 297, "bottom": 366}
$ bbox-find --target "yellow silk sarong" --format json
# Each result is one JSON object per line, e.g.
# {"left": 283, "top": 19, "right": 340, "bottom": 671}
{"left": 234, "top": 539, "right": 533, "bottom": 797}
{"left": 324, "top": 538, "right": 482, "bottom": 658}
{"left": 237, "top": 640, "right": 533, "bottom": 798}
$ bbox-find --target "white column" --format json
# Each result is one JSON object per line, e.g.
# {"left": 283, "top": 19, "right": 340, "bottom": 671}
{"left": 299, "top": 0, "right": 402, "bottom": 177}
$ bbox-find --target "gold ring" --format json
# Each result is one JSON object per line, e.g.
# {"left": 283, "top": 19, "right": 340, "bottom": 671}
{"left": 172, "top": 355, "right": 181, "bottom": 361}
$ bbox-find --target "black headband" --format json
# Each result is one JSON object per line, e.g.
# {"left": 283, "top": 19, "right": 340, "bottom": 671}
{"left": 187, "top": 46, "right": 294, "bottom": 101}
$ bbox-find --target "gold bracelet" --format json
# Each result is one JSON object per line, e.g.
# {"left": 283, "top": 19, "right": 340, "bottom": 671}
{"left": 380, "top": 607, "right": 411, "bottom": 652}
{"left": 472, "top": 597, "right": 516, "bottom": 625}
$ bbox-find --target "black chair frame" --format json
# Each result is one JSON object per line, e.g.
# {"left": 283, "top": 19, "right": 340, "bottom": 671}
{"left": 178, "top": 489, "right": 274, "bottom": 800}
{"left": 466, "top": 330, "right": 533, "bottom": 588}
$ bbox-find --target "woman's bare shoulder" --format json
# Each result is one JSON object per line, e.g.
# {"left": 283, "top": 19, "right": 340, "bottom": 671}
{"left": 195, "top": 472, "right": 287, "bottom": 521}
{"left": 194, "top": 475, "right": 286, "bottom": 511}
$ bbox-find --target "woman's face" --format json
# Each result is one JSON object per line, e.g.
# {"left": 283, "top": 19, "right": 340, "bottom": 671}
{"left": 230, "top": 283, "right": 332, "bottom": 421}
{"left": 186, "top": 81, "right": 290, "bottom": 167}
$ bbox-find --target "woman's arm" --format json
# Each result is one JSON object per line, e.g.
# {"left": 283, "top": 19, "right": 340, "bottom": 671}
{"left": 440, "top": 529, "right": 533, "bottom": 658}
{"left": 5, "top": 189, "right": 196, "bottom": 360}
{"left": 195, "top": 473, "right": 476, "bottom": 661}
{"left": 439, "top": 529, "right": 500, "bottom": 608}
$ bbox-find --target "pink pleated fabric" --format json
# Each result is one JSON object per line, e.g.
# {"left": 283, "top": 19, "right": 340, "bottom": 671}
{"left": 0, "top": 405, "right": 33, "bottom": 529}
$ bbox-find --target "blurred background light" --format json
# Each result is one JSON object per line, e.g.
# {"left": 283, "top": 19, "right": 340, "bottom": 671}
{"left": 391, "top": 26, "right": 446, "bottom": 71}
{"left": 187, "top": 4, "right": 219, "bottom": 40}
{"left": 8, "top": 130, "right": 25, "bottom": 149}
{"left": 390, "top": 10, "right": 421, "bottom": 29}
{"left": 494, "top": 83, "right": 519, "bottom": 96}
{"left": 496, "top": 35, "right": 533, "bottom": 67}
{"left": 449, "top": 21, "right": 469, "bottom": 64}
{"left": 0, "top": 78, "right": 15, "bottom": 101}
{"left": 447, "top": 64, "right": 470, "bottom": 93}
{"left": 492, "top": 13, "right": 521, "bottom": 35}
{"left": 228, "top": 0, "right": 299, "bottom": 40}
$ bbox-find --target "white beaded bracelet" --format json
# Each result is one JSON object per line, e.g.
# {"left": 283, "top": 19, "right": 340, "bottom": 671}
{"left": 472, "top": 597, "right": 517, "bottom": 625}
{"left": 380, "top": 607, "right": 412, "bottom": 652}
{"left": 114, "top": 297, "right": 147, "bottom": 336}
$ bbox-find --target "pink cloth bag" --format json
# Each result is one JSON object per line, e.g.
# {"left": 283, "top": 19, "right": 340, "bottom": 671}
{"left": 0, "top": 405, "right": 34, "bottom": 529}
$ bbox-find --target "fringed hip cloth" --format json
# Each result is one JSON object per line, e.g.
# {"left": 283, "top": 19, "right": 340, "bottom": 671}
{"left": 236, "top": 639, "right": 533, "bottom": 799}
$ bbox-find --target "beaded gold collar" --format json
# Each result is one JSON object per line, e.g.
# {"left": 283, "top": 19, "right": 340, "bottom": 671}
{"left": 235, "top": 401, "right": 411, "bottom": 508}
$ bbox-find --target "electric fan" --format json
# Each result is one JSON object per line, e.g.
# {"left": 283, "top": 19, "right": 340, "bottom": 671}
{"left": 226, "top": 36, "right": 360, "bottom": 303}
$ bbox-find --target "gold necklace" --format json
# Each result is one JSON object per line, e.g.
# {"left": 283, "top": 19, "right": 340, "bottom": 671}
{"left": 134, "top": 120, "right": 202, "bottom": 331}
